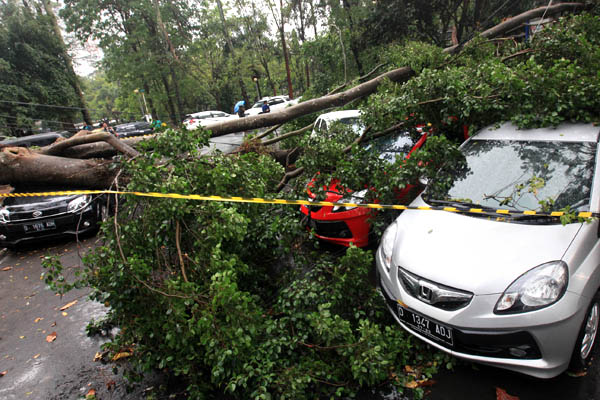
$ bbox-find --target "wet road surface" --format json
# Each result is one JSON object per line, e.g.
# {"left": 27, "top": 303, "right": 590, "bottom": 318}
{"left": 424, "top": 340, "right": 600, "bottom": 400}
{"left": 0, "top": 237, "right": 167, "bottom": 399}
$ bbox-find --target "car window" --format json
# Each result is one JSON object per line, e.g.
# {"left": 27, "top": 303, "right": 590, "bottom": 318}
{"left": 269, "top": 99, "right": 285, "bottom": 105}
{"left": 338, "top": 117, "right": 359, "bottom": 126}
{"left": 429, "top": 139, "right": 596, "bottom": 212}
{"left": 364, "top": 131, "right": 418, "bottom": 163}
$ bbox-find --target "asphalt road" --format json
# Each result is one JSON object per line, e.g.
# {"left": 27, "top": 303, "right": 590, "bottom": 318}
{"left": 0, "top": 237, "right": 169, "bottom": 400}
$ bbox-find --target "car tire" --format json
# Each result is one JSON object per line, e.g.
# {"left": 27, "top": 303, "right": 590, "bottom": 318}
{"left": 569, "top": 290, "right": 600, "bottom": 371}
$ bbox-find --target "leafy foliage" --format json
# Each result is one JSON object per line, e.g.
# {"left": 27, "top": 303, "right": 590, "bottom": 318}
{"left": 44, "top": 126, "right": 447, "bottom": 399}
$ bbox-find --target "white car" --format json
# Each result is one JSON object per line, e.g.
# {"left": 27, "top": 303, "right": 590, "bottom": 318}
{"left": 183, "top": 111, "right": 233, "bottom": 130}
{"left": 377, "top": 122, "right": 600, "bottom": 378}
{"left": 311, "top": 110, "right": 363, "bottom": 136}
{"left": 245, "top": 96, "right": 295, "bottom": 116}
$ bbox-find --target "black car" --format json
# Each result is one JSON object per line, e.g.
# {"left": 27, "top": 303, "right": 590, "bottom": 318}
{"left": 114, "top": 121, "right": 153, "bottom": 138}
{"left": 0, "top": 188, "right": 112, "bottom": 249}
{"left": 0, "top": 132, "right": 65, "bottom": 148}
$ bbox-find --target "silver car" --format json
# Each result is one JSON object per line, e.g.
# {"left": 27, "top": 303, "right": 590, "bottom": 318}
{"left": 376, "top": 122, "right": 600, "bottom": 378}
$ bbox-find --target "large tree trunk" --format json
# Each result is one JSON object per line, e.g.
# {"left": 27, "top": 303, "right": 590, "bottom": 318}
{"left": 280, "top": 0, "right": 294, "bottom": 99}
{"left": 0, "top": 148, "right": 116, "bottom": 188}
{"left": 216, "top": 0, "right": 250, "bottom": 106}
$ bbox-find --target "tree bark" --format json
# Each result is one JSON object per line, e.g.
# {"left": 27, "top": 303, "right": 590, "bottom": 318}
{"left": 215, "top": 0, "right": 250, "bottom": 106}
{"left": 280, "top": 0, "right": 294, "bottom": 99}
{"left": 0, "top": 148, "right": 116, "bottom": 188}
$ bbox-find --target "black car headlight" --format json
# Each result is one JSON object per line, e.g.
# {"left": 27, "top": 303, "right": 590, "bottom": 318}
{"left": 67, "top": 195, "right": 92, "bottom": 213}
{"left": 494, "top": 261, "right": 568, "bottom": 314}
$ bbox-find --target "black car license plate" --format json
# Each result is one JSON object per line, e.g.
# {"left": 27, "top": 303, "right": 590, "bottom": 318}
{"left": 24, "top": 220, "right": 56, "bottom": 232}
{"left": 397, "top": 304, "right": 454, "bottom": 347}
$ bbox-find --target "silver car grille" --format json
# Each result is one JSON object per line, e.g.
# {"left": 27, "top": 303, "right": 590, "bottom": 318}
{"left": 398, "top": 266, "right": 473, "bottom": 311}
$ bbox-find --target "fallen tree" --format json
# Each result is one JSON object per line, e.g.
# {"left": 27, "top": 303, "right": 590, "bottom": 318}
{"left": 38, "top": 9, "right": 600, "bottom": 400}
{"left": 0, "top": 2, "right": 589, "bottom": 190}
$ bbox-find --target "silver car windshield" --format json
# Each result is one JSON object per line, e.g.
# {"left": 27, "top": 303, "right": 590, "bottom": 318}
{"left": 429, "top": 139, "right": 596, "bottom": 212}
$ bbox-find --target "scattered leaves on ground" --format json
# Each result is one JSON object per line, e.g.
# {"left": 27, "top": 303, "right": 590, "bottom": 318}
{"left": 34, "top": 317, "right": 42, "bottom": 323}
{"left": 112, "top": 350, "right": 132, "bottom": 361}
{"left": 45, "top": 332, "right": 57, "bottom": 343}
{"left": 33, "top": 354, "right": 40, "bottom": 359}
{"left": 59, "top": 300, "right": 77, "bottom": 311}
{"left": 0, "top": 370, "right": 6, "bottom": 377}
{"left": 2, "top": 267, "right": 12, "bottom": 271}
{"left": 93, "top": 351, "right": 105, "bottom": 362}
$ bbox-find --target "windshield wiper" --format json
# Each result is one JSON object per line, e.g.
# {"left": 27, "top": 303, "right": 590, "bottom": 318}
{"left": 425, "top": 198, "right": 500, "bottom": 212}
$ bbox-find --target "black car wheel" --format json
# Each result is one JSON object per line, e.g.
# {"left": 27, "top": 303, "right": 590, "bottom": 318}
{"left": 570, "top": 290, "right": 600, "bottom": 371}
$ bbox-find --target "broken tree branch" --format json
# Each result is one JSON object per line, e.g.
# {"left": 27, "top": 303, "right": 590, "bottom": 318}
{"left": 502, "top": 48, "right": 536, "bottom": 62}
{"left": 254, "top": 124, "right": 283, "bottom": 140}
{"left": 175, "top": 221, "right": 189, "bottom": 283}
{"left": 260, "top": 123, "right": 314, "bottom": 146}
{"left": 40, "top": 131, "right": 140, "bottom": 158}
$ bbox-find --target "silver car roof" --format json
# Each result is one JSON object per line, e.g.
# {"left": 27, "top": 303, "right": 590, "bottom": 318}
{"left": 474, "top": 122, "right": 600, "bottom": 143}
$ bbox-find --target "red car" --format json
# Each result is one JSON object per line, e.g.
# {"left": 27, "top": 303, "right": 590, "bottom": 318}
{"left": 300, "top": 126, "right": 428, "bottom": 247}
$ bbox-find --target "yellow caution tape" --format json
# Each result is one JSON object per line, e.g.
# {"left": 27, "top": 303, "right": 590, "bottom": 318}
{"left": 0, "top": 190, "right": 597, "bottom": 219}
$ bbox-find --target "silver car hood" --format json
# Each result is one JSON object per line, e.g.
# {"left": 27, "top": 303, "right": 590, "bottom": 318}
{"left": 392, "top": 201, "right": 582, "bottom": 295}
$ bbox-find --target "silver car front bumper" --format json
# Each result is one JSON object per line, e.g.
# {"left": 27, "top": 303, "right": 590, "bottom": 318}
{"left": 376, "top": 247, "right": 587, "bottom": 379}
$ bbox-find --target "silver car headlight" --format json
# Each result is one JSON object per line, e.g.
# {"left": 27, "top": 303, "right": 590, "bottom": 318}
{"left": 67, "top": 195, "right": 92, "bottom": 213}
{"left": 0, "top": 207, "right": 8, "bottom": 223}
{"left": 494, "top": 261, "right": 568, "bottom": 314}
{"left": 333, "top": 189, "right": 368, "bottom": 212}
{"left": 380, "top": 221, "right": 399, "bottom": 273}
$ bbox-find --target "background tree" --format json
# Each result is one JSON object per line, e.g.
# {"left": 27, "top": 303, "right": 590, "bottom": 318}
{"left": 0, "top": 0, "right": 81, "bottom": 136}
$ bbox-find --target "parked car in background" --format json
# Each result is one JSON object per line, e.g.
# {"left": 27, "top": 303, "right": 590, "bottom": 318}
{"left": 300, "top": 110, "right": 428, "bottom": 247}
{"left": 0, "top": 186, "right": 114, "bottom": 249}
{"left": 0, "top": 132, "right": 65, "bottom": 148}
{"left": 377, "top": 122, "right": 600, "bottom": 378}
{"left": 183, "top": 111, "right": 234, "bottom": 130}
{"left": 114, "top": 121, "right": 153, "bottom": 138}
{"left": 245, "top": 96, "right": 295, "bottom": 116}
{"left": 311, "top": 110, "right": 364, "bottom": 136}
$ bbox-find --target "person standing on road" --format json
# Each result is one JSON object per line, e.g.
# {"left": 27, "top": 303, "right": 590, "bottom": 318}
{"left": 237, "top": 104, "right": 246, "bottom": 118}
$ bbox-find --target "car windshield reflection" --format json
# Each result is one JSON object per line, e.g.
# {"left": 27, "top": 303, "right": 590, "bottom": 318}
{"left": 426, "top": 139, "right": 596, "bottom": 212}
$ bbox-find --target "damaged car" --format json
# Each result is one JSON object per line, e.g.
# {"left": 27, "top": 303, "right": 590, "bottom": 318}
{"left": 377, "top": 122, "right": 600, "bottom": 378}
